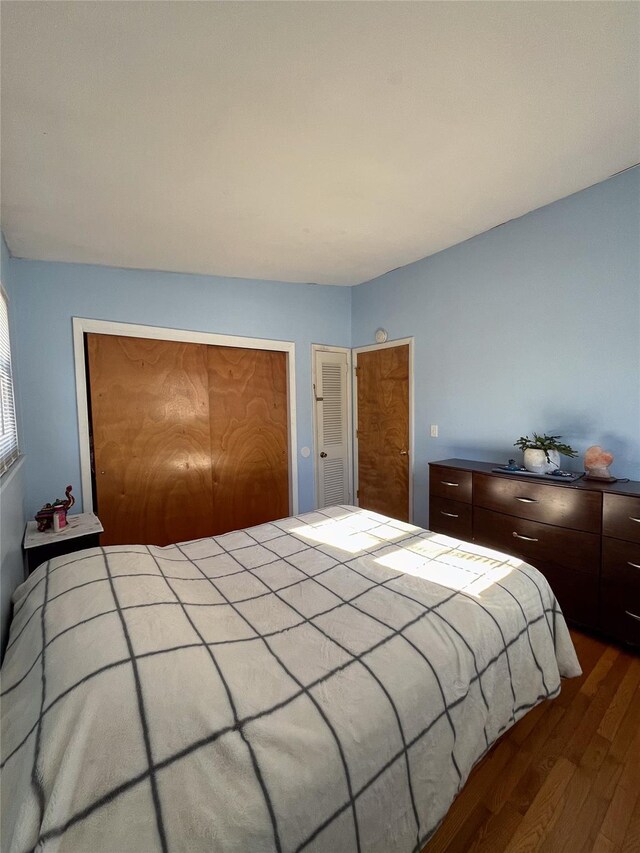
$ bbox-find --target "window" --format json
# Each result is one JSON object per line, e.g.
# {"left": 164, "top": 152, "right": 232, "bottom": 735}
{"left": 0, "top": 288, "right": 19, "bottom": 474}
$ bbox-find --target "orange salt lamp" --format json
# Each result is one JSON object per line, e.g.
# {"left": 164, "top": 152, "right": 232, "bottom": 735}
{"left": 583, "top": 446, "right": 616, "bottom": 482}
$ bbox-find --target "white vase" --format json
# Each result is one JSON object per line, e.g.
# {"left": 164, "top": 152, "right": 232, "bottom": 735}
{"left": 523, "top": 448, "right": 560, "bottom": 474}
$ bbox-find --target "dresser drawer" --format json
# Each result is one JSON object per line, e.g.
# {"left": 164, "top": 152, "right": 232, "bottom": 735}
{"left": 600, "top": 536, "right": 640, "bottom": 644}
{"left": 429, "top": 466, "right": 473, "bottom": 504}
{"left": 473, "top": 473, "right": 601, "bottom": 533}
{"left": 540, "top": 563, "right": 599, "bottom": 629}
{"left": 599, "top": 595, "right": 640, "bottom": 647}
{"left": 473, "top": 506, "right": 600, "bottom": 575}
{"left": 603, "top": 493, "right": 640, "bottom": 544}
{"left": 602, "top": 537, "right": 640, "bottom": 590}
{"left": 429, "top": 496, "right": 473, "bottom": 541}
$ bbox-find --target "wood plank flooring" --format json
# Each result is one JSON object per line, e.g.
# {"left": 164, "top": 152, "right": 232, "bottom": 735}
{"left": 422, "top": 630, "right": 640, "bottom": 853}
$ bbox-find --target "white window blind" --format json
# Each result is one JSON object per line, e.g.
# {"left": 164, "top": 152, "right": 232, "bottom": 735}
{"left": 0, "top": 289, "right": 19, "bottom": 474}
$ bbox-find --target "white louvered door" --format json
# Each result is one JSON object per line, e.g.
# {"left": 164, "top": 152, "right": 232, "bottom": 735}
{"left": 314, "top": 348, "right": 351, "bottom": 508}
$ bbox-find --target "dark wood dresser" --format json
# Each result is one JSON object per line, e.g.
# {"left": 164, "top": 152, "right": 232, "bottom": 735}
{"left": 428, "top": 459, "right": 640, "bottom": 647}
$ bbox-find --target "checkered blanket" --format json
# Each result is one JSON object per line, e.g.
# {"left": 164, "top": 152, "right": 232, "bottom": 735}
{"left": 1, "top": 506, "right": 580, "bottom": 853}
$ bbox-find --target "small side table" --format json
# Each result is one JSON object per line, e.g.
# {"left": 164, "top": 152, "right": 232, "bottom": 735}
{"left": 23, "top": 512, "right": 104, "bottom": 574}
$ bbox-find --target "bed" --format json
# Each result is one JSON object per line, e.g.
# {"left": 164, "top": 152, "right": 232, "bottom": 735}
{"left": 1, "top": 505, "right": 581, "bottom": 853}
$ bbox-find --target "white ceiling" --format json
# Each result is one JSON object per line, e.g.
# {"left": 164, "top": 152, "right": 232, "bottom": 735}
{"left": 1, "top": 2, "right": 638, "bottom": 286}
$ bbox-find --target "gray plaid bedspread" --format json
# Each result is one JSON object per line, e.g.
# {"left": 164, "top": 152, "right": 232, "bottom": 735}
{"left": 1, "top": 506, "right": 581, "bottom": 853}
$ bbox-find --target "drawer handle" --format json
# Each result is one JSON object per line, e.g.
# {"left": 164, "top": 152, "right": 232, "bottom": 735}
{"left": 515, "top": 496, "right": 538, "bottom": 503}
{"left": 440, "top": 511, "right": 459, "bottom": 518}
{"left": 441, "top": 481, "right": 459, "bottom": 487}
{"left": 625, "top": 610, "right": 640, "bottom": 622}
{"left": 630, "top": 517, "right": 640, "bottom": 523}
{"left": 628, "top": 561, "right": 640, "bottom": 570}
{"left": 513, "top": 531, "right": 539, "bottom": 542}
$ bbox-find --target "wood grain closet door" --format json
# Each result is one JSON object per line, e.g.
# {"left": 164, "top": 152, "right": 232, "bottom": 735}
{"left": 356, "top": 345, "right": 409, "bottom": 521}
{"left": 207, "top": 346, "right": 289, "bottom": 534}
{"left": 87, "top": 334, "right": 215, "bottom": 546}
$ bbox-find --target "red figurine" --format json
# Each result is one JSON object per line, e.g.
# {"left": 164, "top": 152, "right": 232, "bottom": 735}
{"left": 35, "top": 485, "right": 75, "bottom": 532}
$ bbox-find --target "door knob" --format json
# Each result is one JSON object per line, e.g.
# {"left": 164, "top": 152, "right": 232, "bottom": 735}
{"left": 320, "top": 452, "right": 327, "bottom": 458}
{"left": 399, "top": 450, "right": 408, "bottom": 456}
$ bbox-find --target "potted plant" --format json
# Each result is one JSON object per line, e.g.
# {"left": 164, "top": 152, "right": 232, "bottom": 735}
{"left": 514, "top": 433, "right": 578, "bottom": 474}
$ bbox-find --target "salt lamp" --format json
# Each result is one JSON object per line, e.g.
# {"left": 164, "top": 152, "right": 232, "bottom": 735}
{"left": 583, "top": 446, "right": 616, "bottom": 482}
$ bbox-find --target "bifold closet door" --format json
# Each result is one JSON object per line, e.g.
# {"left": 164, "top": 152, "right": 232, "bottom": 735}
{"left": 87, "top": 334, "right": 215, "bottom": 546}
{"left": 87, "top": 335, "right": 290, "bottom": 545}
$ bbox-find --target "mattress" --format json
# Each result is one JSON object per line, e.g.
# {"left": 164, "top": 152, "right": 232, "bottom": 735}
{"left": 1, "top": 505, "right": 581, "bottom": 852}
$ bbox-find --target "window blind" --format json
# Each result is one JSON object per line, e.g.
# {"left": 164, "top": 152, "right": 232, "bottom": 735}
{"left": 0, "top": 289, "right": 19, "bottom": 474}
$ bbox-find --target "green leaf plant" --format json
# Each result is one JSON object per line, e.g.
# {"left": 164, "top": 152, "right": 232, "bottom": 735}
{"left": 514, "top": 433, "right": 578, "bottom": 464}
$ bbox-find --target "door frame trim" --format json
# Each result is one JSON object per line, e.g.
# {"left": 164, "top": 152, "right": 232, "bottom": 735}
{"left": 311, "top": 344, "right": 353, "bottom": 508}
{"left": 352, "top": 337, "right": 415, "bottom": 523}
{"left": 72, "top": 317, "right": 298, "bottom": 516}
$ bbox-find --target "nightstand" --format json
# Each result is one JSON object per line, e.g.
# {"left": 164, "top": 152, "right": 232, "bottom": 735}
{"left": 23, "top": 512, "right": 104, "bottom": 574}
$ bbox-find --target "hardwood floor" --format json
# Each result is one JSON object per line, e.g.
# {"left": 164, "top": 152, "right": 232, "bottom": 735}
{"left": 422, "top": 630, "right": 640, "bottom": 853}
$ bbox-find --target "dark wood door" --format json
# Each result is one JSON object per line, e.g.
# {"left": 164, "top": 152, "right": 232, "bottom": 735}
{"left": 356, "top": 344, "right": 410, "bottom": 521}
{"left": 87, "top": 334, "right": 290, "bottom": 545}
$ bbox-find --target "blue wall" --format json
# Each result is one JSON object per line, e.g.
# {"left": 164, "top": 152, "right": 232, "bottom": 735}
{"left": 353, "top": 167, "right": 640, "bottom": 526}
{"left": 1, "top": 234, "right": 27, "bottom": 659}
{"left": 4, "top": 167, "right": 639, "bottom": 536}
{"left": 7, "top": 261, "right": 351, "bottom": 518}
